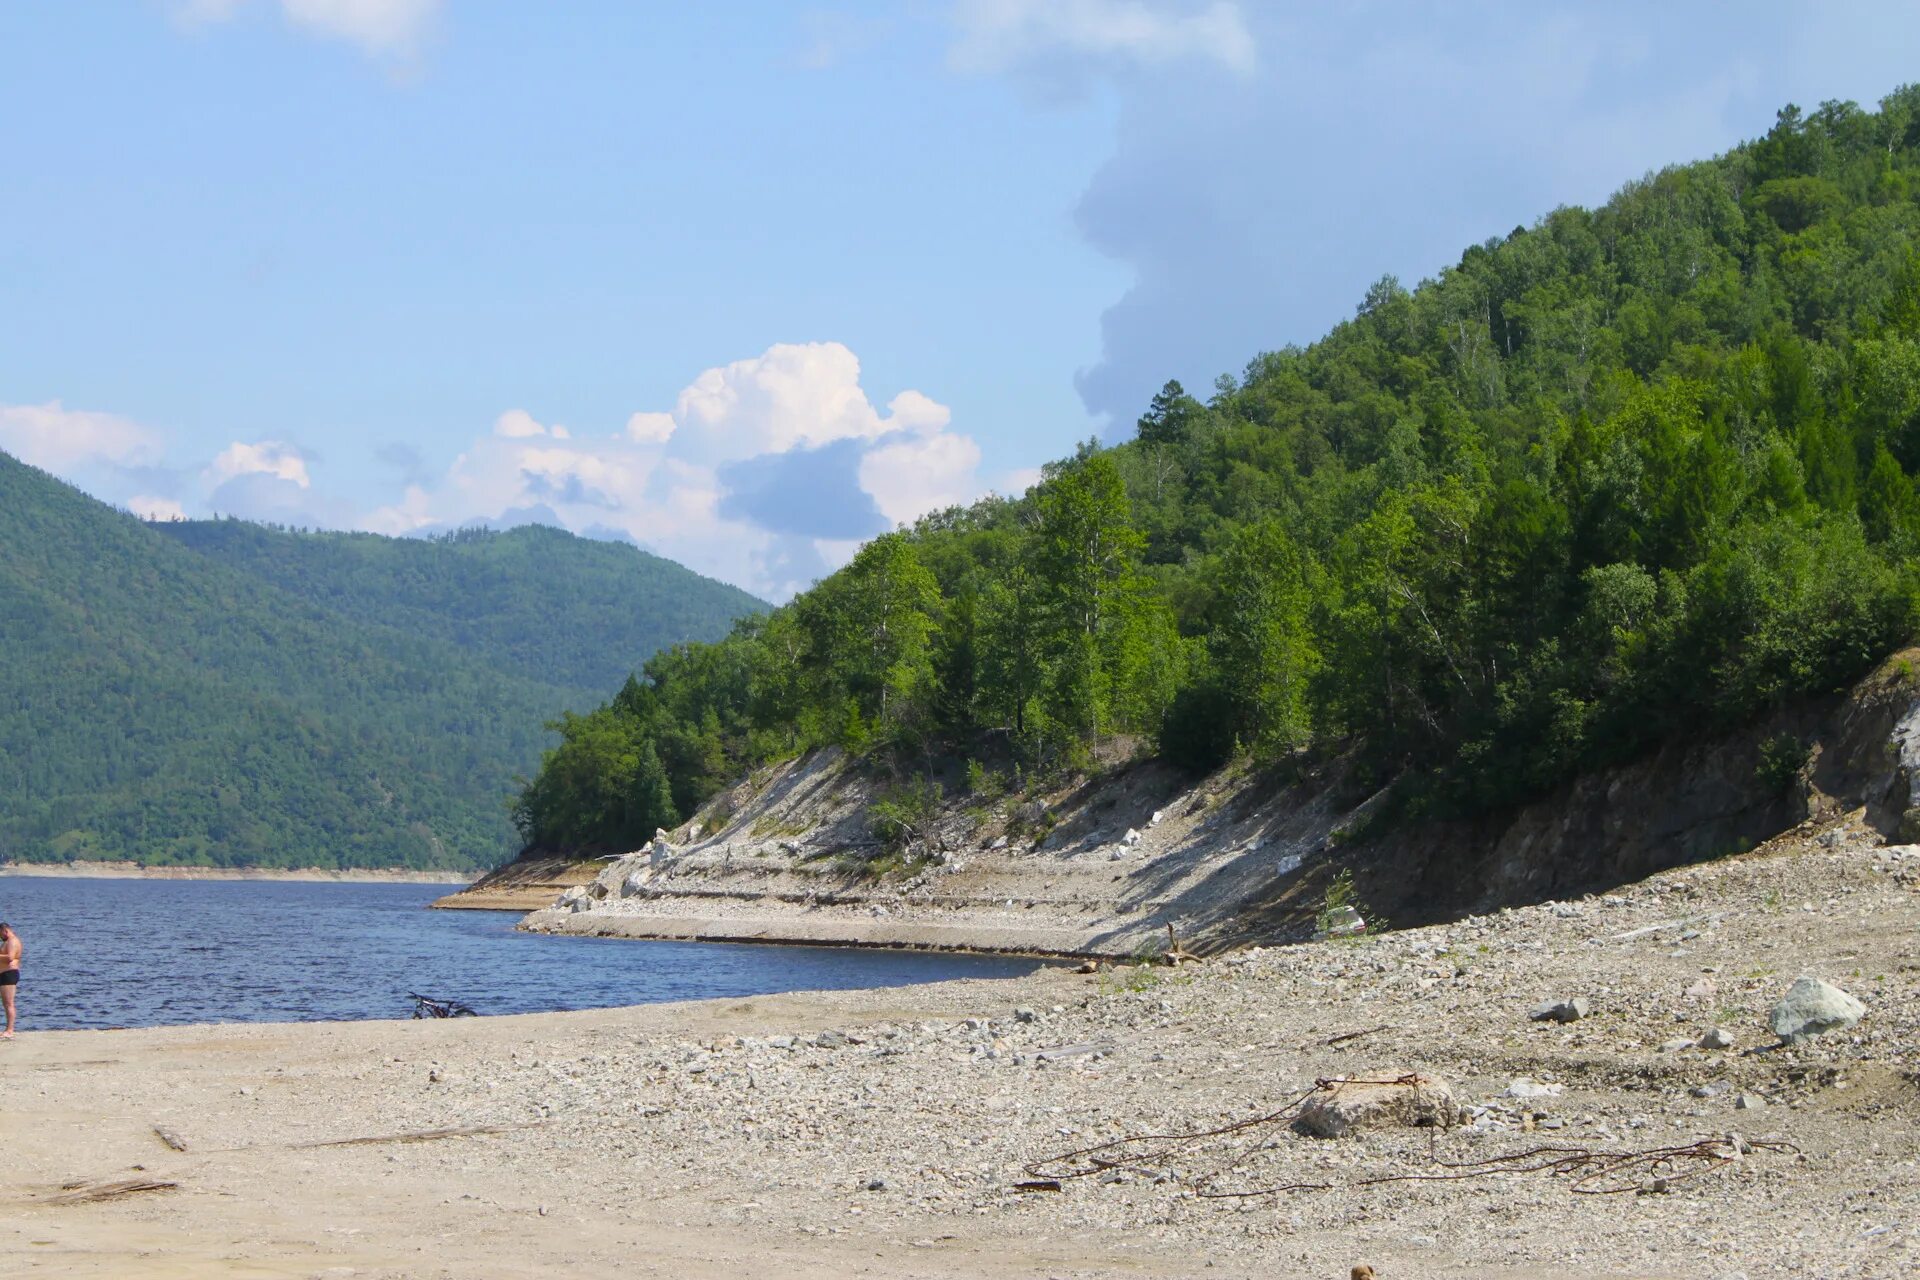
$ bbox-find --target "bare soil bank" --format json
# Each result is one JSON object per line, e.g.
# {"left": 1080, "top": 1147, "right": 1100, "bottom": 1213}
{"left": 5, "top": 819, "right": 1916, "bottom": 1278}
{"left": 456, "top": 649, "right": 1920, "bottom": 960}
{"left": 431, "top": 852, "right": 601, "bottom": 910}
{"left": 0, "top": 862, "right": 468, "bottom": 884}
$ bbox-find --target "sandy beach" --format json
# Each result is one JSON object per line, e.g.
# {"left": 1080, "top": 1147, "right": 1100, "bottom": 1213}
{"left": 4, "top": 819, "right": 1917, "bottom": 1279}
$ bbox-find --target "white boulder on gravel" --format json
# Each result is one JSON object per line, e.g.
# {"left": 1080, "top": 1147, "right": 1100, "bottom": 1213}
{"left": 1768, "top": 976, "right": 1866, "bottom": 1044}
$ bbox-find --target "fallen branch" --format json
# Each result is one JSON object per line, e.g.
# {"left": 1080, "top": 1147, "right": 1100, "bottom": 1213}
{"left": 1019, "top": 1080, "right": 1794, "bottom": 1201}
{"left": 297, "top": 1124, "right": 525, "bottom": 1149}
{"left": 1298, "top": 1024, "right": 1391, "bottom": 1051}
{"left": 1162, "top": 923, "right": 1199, "bottom": 966}
{"left": 151, "top": 1126, "right": 188, "bottom": 1153}
{"left": 48, "top": 1178, "right": 178, "bottom": 1205}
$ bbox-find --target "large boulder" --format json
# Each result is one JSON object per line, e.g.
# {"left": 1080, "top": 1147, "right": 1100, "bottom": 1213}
{"left": 1295, "top": 1072, "right": 1456, "bottom": 1138}
{"left": 1769, "top": 977, "right": 1865, "bottom": 1044}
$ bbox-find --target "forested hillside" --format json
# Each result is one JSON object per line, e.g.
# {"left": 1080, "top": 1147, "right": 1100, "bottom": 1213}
{"left": 516, "top": 92, "right": 1920, "bottom": 854}
{"left": 157, "top": 519, "right": 762, "bottom": 697}
{"left": 0, "top": 460, "right": 761, "bottom": 870}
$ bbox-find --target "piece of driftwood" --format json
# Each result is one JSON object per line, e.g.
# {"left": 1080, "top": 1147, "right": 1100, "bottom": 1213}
{"left": 1161, "top": 923, "right": 1200, "bottom": 966}
{"left": 1298, "top": 1024, "right": 1392, "bottom": 1051}
{"left": 48, "top": 1178, "right": 179, "bottom": 1205}
{"left": 151, "top": 1126, "right": 189, "bottom": 1152}
{"left": 297, "top": 1123, "right": 523, "bottom": 1149}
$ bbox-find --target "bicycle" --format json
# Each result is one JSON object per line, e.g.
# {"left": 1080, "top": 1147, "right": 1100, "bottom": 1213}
{"left": 409, "top": 992, "right": 479, "bottom": 1018}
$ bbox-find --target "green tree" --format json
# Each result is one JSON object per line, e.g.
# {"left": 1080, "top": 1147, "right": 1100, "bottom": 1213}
{"left": 1207, "top": 519, "right": 1319, "bottom": 753}
{"left": 1136, "top": 379, "right": 1203, "bottom": 446}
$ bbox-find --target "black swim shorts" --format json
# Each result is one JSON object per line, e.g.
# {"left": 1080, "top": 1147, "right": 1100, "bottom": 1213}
{"left": 0, "top": 970, "right": 17, "bottom": 986}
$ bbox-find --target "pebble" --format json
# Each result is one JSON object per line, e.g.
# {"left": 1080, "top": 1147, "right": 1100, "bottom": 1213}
{"left": 1529, "top": 996, "right": 1591, "bottom": 1023}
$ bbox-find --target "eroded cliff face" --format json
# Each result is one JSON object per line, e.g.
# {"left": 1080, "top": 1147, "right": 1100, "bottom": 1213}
{"left": 448, "top": 650, "right": 1920, "bottom": 957}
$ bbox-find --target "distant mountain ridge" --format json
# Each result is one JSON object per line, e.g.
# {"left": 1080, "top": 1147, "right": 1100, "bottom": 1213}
{"left": 0, "top": 452, "right": 763, "bottom": 871}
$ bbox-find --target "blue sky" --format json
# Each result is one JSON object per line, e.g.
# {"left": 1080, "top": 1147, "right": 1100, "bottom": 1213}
{"left": 4, "top": 2, "right": 1918, "bottom": 598}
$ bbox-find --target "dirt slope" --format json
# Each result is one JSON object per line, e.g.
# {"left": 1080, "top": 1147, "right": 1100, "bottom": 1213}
{"left": 446, "top": 651, "right": 1920, "bottom": 959}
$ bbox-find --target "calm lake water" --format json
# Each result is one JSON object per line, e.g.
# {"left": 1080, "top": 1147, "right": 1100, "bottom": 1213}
{"left": 0, "top": 876, "right": 1040, "bottom": 1031}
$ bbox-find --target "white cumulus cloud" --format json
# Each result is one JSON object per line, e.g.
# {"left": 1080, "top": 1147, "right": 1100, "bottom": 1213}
{"left": 208, "top": 440, "right": 312, "bottom": 488}
{"left": 176, "top": 0, "right": 440, "bottom": 57}
{"left": 0, "top": 400, "right": 165, "bottom": 472}
{"left": 128, "top": 495, "right": 189, "bottom": 521}
{"left": 366, "top": 341, "right": 984, "bottom": 600}
{"left": 859, "top": 428, "right": 983, "bottom": 526}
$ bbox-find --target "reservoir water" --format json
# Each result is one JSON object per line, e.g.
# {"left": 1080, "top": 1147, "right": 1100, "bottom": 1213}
{"left": 0, "top": 875, "right": 1040, "bottom": 1031}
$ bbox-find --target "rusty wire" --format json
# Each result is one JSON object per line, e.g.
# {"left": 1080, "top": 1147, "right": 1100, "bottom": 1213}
{"left": 1020, "top": 1075, "right": 1797, "bottom": 1200}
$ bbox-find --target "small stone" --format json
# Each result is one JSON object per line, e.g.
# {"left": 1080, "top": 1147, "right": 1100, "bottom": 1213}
{"left": 1121, "top": 828, "right": 1142, "bottom": 847}
{"left": 988, "top": 836, "right": 1009, "bottom": 851}
{"left": 1637, "top": 1176, "right": 1670, "bottom": 1195}
{"left": 1529, "top": 997, "right": 1590, "bottom": 1023}
{"left": 1505, "top": 1078, "right": 1563, "bottom": 1100}
{"left": 862, "top": 1178, "right": 887, "bottom": 1192}
{"left": 1697, "top": 1026, "right": 1735, "bottom": 1051}
{"left": 1734, "top": 1093, "right": 1767, "bottom": 1110}
{"left": 1768, "top": 977, "right": 1866, "bottom": 1044}
{"left": 1658, "top": 1037, "right": 1694, "bottom": 1053}
{"left": 1684, "top": 977, "right": 1717, "bottom": 1002}
{"left": 814, "top": 1030, "right": 851, "bottom": 1049}
{"left": 1690, "top": 1083, "right": 1727, "bottom": 1099}
{"left": 1013, "top": 1007, "right": 1038, "bottom": 1024}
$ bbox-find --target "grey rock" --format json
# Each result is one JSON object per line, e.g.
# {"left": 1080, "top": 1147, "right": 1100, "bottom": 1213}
{"left": 1295, "top": 1072, "right": 1457, "bottom": 1138}
{"left": 1658, "top": 1037, "right": 1695, "bottom": 1053}
{"left": 1735, "top": 1092, "right": 1767, "bottom": 1110}
{"left": 1012, "top": 1006, "right": 1038, "bottom": 1024}
{"left": 1768, "top": 976, "right": 1866, "bottom": 1044}
{"left": 814, "top": 1030, "right": 851, "bottom": 1049}
{"left": 1529, "top": 996, "right": 1591, "bottom": 1023}
{"left": 1697, "top": 1026, "right": 1735, "bottom": 1050}
{"left": 862, "top": 1177, "right": 887, "bottom": 1192}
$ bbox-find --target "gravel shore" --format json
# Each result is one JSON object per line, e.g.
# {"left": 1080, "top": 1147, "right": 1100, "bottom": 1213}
{"left": 5, "top": 817, "right": 1916, "bottom": 1278}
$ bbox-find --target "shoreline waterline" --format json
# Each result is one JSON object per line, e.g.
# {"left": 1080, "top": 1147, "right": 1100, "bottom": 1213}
{"left": 0, "top": 861, "right": 470, "bottom": 884}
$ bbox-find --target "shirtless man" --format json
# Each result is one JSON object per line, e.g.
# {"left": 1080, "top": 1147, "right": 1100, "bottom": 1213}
{"left": 0, "top": 923, "right": 20, "bottom": 1039}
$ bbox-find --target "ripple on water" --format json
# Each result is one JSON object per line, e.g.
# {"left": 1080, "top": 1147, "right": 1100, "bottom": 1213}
{"left": 0, "top": 875, "right": 1040, "bottom": 1030}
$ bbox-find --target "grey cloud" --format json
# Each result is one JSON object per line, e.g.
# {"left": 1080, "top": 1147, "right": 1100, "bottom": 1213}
{"left": 716, "top": 438, "right": 890, "bottom": 541}
{"left": 1065, "top": 3, "right": 1920, "bottom": 432}
{"left": 376, "top": 441, "right": 432, "bottom": 487}
{"left": 207, "top": 472, "right": 357, "bottom": 526}
{"left": 519, "top": 468, "right": 623, "bottom": 510}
